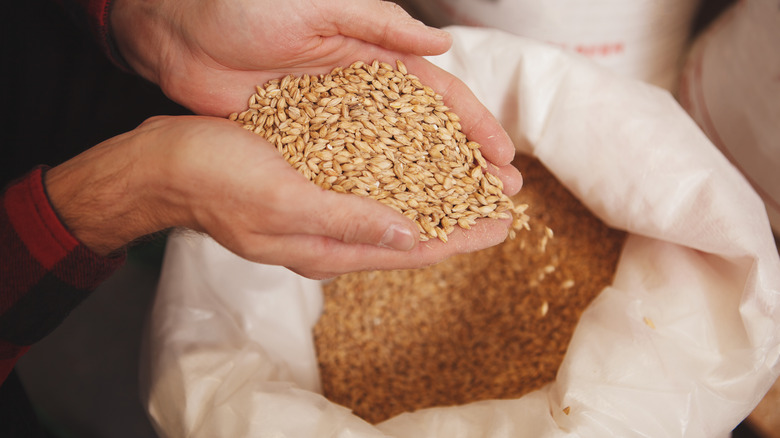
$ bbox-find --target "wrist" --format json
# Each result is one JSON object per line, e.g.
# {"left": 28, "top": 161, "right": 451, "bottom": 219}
{"left": 43, "top": 125, "right": 175, "bottom": 255}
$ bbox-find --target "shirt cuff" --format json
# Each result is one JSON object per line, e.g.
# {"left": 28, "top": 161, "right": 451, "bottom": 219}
{"left": 1, "top": 167, "right": 126, "bottom": 346}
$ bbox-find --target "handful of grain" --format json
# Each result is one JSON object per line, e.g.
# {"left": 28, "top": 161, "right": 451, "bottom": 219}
{"left": 229, "top": 60, "right": 528, "bottom": 242}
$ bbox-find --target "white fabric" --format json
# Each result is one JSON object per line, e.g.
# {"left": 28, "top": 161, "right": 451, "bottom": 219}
{"left": 142, "top": 27, "right": 780, "bottom": 438}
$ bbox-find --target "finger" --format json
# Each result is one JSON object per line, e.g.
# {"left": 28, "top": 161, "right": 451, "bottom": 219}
{"left": 239, "top": 216, "right": 512, "bottom": 279}
{"left": 267, "top": 177, "right": 420, "bottom": 251}
{"left": 331, "top": 1, "right": 452, "bottom": 56}
{"left": 488, "top": 162, "right": 524, "bottom": 196}
{"left": 308, "top": 190, "right": 420, "bottom": 251}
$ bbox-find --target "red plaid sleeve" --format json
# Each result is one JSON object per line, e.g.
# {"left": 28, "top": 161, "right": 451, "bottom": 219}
{"left": 0, "top": 168, "right": 125, "bottom": 384}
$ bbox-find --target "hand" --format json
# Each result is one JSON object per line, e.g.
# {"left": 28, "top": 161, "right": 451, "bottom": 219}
{"left": 46, "top": 116, "right": 515, "bottom": 279}
{"left": 111, "top": 0, "right": 452, "bottom": 116}
{"left": 110, "top": 0, "right": 522, "bottom": 190}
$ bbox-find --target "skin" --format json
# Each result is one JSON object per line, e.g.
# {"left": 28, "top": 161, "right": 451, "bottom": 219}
{"left": 45, "top": 0, "right": 523, "bottom": 279}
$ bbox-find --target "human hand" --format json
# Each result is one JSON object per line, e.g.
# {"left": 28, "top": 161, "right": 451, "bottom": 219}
{"left": 45, "top": 116, "right": 515, "bottom": 279}
{"left": 112, "top": 0, "right": 451, "bottom": 115}
{"left": 110, "top": 0, "right": 522, "bottom": 191}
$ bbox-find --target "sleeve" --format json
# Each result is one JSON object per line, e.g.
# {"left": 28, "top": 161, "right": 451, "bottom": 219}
{"left": 0, "top": 167, "right": 126, "bottom": 384}
{"left": 53, "top": 0, "right": 131, "bottom": 71}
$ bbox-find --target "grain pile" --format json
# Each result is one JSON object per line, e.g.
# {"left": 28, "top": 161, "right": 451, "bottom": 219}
{"left": 229, "top": 60, "right": 529, "bottom": 242}
{"left": 314, "top": 155, "right": 627, "bottom": 424}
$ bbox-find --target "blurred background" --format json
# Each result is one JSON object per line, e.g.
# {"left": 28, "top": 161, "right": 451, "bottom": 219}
{"left": 4, "top": 0, "right": 777, "bottom": 437}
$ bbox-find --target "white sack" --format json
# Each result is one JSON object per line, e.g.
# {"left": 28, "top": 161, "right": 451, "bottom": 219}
{"left": 141, "top": 27, "right": 780, "bottom": 438}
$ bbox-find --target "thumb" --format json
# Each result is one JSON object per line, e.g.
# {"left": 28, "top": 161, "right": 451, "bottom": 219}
{"left": 286, "top": 184, "right": 419, "bottom": 251}
{"left": 332, "top": 0, "right": 452, "bottom": 56}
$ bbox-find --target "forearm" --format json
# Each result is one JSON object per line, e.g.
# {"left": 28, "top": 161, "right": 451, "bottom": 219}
{"left": 44, "top": 123, "right": 184, "bottom": 256}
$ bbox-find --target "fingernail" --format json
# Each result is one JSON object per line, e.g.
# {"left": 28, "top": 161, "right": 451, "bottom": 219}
{"left": 379, "top": 224, "right": 416, "bottom": 251}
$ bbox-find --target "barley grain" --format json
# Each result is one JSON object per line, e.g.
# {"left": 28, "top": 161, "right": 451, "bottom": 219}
{"left": 230, "top": 60, "right": 529, "bottom": 242}
{"left": 540, "top": 301, "right": 549, "bottom": 317}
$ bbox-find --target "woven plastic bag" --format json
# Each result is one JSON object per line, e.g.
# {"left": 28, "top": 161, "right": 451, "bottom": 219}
{"left": 141, "top": 27, "right": 780, "bottom": 438}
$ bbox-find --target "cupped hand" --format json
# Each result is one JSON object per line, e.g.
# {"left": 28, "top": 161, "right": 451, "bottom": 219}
{"left": 112, "top": 0, "right": 452, "bottom": 116}
{"left": 111, "top": 0, "right": 522, "bottom": 189}
{"left": 46, "top": 116, "right": 514, "bottom": 279}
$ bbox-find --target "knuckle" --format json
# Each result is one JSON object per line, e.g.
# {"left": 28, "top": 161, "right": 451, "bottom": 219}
{"left": 325, "top": 214, "right": 364, "bottom": 244}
